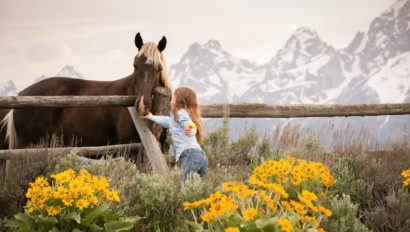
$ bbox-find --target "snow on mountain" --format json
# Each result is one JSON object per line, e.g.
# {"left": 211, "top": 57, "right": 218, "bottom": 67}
{"left": 0, "top": 80, "right": 17, "bottom": 96}
{"left": 366, "top": 52, "right": 410, "bottom": 103}
{"left": 357, "top": 0, "right": 410, "bottom": 74}
{"left": 168, "top": 0, "right": 410, "bottom": 139}
{"left": 34, "top": 65, "right": 84, "bottom": 83}
{"left": 55, "top": 65, "right": 84, "bottom": 79}
{"left": 169, "top": 40, "right": 263, "bottom": 103}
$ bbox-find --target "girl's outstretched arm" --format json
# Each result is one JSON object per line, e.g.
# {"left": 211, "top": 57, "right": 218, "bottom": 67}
{"left": 145, "top": 112, "right": 171, "bottom": 128}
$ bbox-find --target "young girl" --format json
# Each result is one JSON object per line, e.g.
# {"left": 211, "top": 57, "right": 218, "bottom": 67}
{"left": 144, "top": 87, "right": 208, "bottom": 180}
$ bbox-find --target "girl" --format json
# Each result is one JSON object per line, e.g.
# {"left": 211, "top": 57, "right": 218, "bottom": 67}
{"left": 145, "top": 87, "right": 208, "bottom": 180}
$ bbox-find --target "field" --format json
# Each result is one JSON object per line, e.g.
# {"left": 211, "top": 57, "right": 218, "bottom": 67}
{"left": 0, "top": 119, "right": 409, "bottom": 232}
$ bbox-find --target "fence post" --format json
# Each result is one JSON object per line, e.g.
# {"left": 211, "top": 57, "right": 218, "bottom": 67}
{"left": 149, "top": 87, "right": 172, "bottom": 140}
{"left": 127, "top": 107, "right": 169, "bottom": 176}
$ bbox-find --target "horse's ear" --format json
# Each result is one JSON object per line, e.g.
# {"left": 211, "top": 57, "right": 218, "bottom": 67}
{"left": 157, "top": 36, "right": 167, "bottom": 52}
{"left": 135, "top": 33, "right": 144, "bottom": 50}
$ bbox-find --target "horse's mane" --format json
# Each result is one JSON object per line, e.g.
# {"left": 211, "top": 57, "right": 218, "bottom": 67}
{"left": 137, "top": 42, "right": 172, "bottom": 90}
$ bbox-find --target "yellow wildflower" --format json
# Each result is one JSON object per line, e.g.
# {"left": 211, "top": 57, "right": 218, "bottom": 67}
{"left": 75, "top": 198, "right": 90, "bottom": 210}
{"left": 225, "top": 227, "right": 240, "bottom": 232}
{"left": 242, "top": 208, "right": 257, "bottom": 221}
{"left": 201, "top": 212, "right": 214, "bottom": 222}
{"left": 278, "top": 218, "right": 292, "bottom": 232}
{"left": 46, "top": 206, "right": 62, "bottom": 216}
{"left": 318, "top": 205, "right": 332, "bottom": 217}
{"left": 186, "top": 122, "right": 197, "bottom": 129}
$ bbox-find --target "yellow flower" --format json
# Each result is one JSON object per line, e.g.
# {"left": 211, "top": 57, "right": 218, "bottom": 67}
{"left": 46, "top": 206, "right": 62, "bottom": 216}
{"left": 185, "top": 122, "right": 197, "bottom": 129}
{"left": 281, "top": 201, "right": 293, "bottom": 212}
{"left": 95, "top": 177, "right": 109, "bottom": 191}
{"left": 210, "top": 202, "right": 224, "bottom": 216}
{"left": 242, "top": 208, "right": 257, "bottom": 221}
{"left": 80, "top": 184, "right": 94, "bottom": 197}
{"left": 183, "top": 201, "right": 192, "bottom": 211}
{"left": 75, "top": 198, "right": 90, "bottom": 210}
{"left": 318, "top": 205, "right": 332, "bottom": 217}
{"left": 223, "top": 181, "right": 240, "bottom": 192}
{"left": 30, "top": 176, "right": 49, "bottom": 188}
{"left": 278, "top": 218, "right": 292, "bottom": 232}
{"left": 89, "top": 195, "right": 99, "bottom": 205}
{"left": 301, "top": 215, "right": 319, "bottom": 228}
{"left": 290, "top": 200, "right": 307, "bottom": 215}
{"left": 104, "top": 190, "right": 121, "bottom": 202}
{"left": 25, "top": 200, "right": 36, "bottom": 213}
{"left": 201, "top": 212, "right": 214, "bottom": 222}
{"left": 301, "top": 190, "right": 318, "bottom": 202}
{"left": 51, "top": 169, "right": 75, "bottom": 185}
{"left": 401, "top": 168, "right": 410, "bottom": 178}
{"left": 69, "top": 178, "right": 84, "bottom": 194}
{"left": 54, "top": 186, "right": 67, "bottom": 199}
{"left": 62, "top": 194, "right": 74, "bottom": 206}
{"left": 225, "top": 227, "right": 240, "bottom": 232}
{"left": 42, "top": 186, "right": 53, "bottom": 199}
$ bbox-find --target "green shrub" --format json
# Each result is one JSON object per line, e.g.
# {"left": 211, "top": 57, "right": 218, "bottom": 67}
{"left": 362, "top": 188, "right": 410, "bottom": 232}
{"left": 321, "top": 194, "right": 369, "bottom": 232}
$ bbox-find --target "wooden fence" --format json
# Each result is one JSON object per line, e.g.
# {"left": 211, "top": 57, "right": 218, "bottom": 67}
{"left": 1, "top": 96, "right": 409, "bottom": 118}
{"left": 1, "top": 91, "right": 409, "bottom": 176}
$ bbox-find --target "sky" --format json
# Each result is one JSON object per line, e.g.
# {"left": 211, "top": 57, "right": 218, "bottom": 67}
{"left": 0, "top": 0, "right": 398, "bottom": 90}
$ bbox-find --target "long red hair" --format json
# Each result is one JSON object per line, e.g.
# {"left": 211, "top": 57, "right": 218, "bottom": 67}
{"left": 172, "top": 87, "right": 204, "bottom": 144}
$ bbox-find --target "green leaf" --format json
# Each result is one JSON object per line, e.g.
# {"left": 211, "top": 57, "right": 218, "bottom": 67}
{"left": 88, "top": 224, "right": 104, "bottom": 231}
{"left": 83, "top": 203, "right": 110, "bottom": 223}
{"left": 50, "top": 227, "right": 60, "bottom": 232}
{"left": 104, "top": 221, "right": 135, "bottom": 232}
{"left": 65, "top": 212, "right": 81, "bottom": 224}
{"left": 6, "top": 213, "right": 35, "bottom": 231}
{"left": 14, "top": 213, "right": 35, "bottom": 226}
{"left": 184, "top": 220, "right": 204, "bottom": 231}
{"left": 255, "top": 216, "right": 275, "bottom": 229}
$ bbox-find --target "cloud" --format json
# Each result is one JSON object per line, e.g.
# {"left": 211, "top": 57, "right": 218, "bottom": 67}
{"left": 25, "top": 40, "right": 73, "bottom": 62}
{"left": 104, "top": 49, "right": 127, "bottom": 62}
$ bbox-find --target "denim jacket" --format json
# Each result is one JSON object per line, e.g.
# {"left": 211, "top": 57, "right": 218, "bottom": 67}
{"left": 150, "top": 109, "right": 202, "bottom": 162}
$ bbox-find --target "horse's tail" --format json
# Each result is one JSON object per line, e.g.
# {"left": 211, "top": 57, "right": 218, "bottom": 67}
{"left": 1, "top": 110, "right": 18, "bottom": 149}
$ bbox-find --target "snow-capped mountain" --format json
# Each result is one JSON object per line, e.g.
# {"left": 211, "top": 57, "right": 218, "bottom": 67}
{"left": 244, "top": 27, "right": 345, "bottom": 104}
{"left": 0, "top": 80, "right": 17, "bottom": 96}
{"left": 169, "top": 0, "right": 410, "bottom": 139}
{"left": 34, "top": 65, "right": 84, "bottom": 83}
{"left": 170, "top": 40, "right": 263, "bottom": 103}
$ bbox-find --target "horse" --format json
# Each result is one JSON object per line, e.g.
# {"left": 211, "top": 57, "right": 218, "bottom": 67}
{"left": 1, "top": 33, "right": 172, "bottom": 149}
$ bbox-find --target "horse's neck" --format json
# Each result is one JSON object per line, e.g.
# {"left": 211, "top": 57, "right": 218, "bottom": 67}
{"left": 109, "top": 75, "right": 134, "bottom": 95}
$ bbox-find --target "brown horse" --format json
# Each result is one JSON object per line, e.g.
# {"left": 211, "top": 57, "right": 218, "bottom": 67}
{"left": 1, "top": 33, "right": 172, "bottom": 149}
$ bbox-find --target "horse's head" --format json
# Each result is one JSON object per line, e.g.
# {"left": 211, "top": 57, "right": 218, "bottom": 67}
{"left": 133, "top": 33, "right": 171, "bottom": 116}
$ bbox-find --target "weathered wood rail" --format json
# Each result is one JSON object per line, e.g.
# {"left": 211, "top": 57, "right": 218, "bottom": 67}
{"left": 0, "top": 96, "right": 409, "bottom": 118}
{"left": 0, "top": 143, "right": 141, "bottom": 160}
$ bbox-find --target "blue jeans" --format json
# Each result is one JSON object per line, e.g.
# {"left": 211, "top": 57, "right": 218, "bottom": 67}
{"left": 178, "top": 148, "right": 208, "bottom": 181}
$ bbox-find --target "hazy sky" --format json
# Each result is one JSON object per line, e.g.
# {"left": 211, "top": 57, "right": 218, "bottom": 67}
{"left": 0, "top": 0, "right": 397, "bottom": 89}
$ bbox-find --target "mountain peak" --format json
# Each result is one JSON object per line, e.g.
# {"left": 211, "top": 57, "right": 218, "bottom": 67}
{"left": 383, "top": 0, "right": 408, "bottom": 17}
{"left": 204, "top": 39, "right": 222, "bottom": 50}
{"left": 269, "top": 26, "right": 333, "bottom": 70}
{"left": 55, "top": 65, "right": 84, "bottom": 79}
{"left": 0, "top": 80, "right": 17, "bottom": 96}
{"left": 292, "top": 27, "right": 319, "bottom": 40}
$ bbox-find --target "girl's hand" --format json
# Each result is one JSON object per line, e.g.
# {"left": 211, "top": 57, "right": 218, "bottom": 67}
{"left": 144, "top": 112, "right": 153, "bottom": 119}
{"left": 184, "top": 128, "right": 193, "bottom": 137}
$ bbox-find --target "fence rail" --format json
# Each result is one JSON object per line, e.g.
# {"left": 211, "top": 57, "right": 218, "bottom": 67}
{"left": 0, "top": 96, "right": 409, "bottom": 118}
{"left": 0, "top": 143, "right": 141, "bottom": 160}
